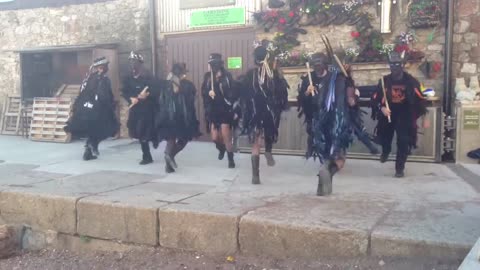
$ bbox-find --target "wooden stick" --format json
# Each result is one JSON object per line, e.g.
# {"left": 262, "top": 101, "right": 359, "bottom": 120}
{"left": 381, "top": 78, "right": 392, "bottom": 123}
{"left": 128, "top": 86, "right": 149, "bottom": 109}
{"left": 306, "top": 62, "right": 316, "bottom": 96}
{"left": 209, "top": 64, "right": 215, "bottom": 99}
{"left": 333, "top": 55, "right": 348, "bottom": 77}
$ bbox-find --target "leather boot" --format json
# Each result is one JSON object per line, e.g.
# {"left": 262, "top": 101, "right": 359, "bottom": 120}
{"left": 215, "top": 143, "right": 226, "bottom": 160}
{"left": 140, "top": 142, "right": 153, "bottom": 165}
{"left": 251, "top": 155, "right": 260, "bottom": 185}
{"left": 165, "top": 161, "right": 175, "bottom": 173}
{"left": 317, "top": 165, "right": 332, "bottom": 196}
{"left": 164, "top": 141, "right": 177, "bottom": 169}
{"left": 227, "top": 152, "right": 235, "bottom": 168}
{"left": 264, "top": 151, "right": 275, "bottom": 167}
{"left": 83, "top": 146, "right": 97, "bottom": 161}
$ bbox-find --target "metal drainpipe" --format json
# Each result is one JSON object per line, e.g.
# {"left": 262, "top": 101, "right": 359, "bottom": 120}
{"left": 443, "top": 0, "right": 454, "bottom": 116}
{"left": 442, "top": 0, "right": 455, "bottom": 162}
{"left": 149, "top": 0, "right": 158, "bottom": 78}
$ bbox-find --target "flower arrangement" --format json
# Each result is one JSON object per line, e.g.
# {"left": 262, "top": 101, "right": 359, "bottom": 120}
{"left": 393, "top": 31, "right": 425, "bottom": 61}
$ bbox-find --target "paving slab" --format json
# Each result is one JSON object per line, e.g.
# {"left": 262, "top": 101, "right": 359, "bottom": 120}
{"left": 0, "top": 163, "right": 68, "bottom": 188}
{"left": 77, "top": 182, "right": 215, "bottom": 246}
{"left": 159, "top": 192, "right": 266, "bottom": 256}
{"left": 371, "top": 201, "right": 480, "bottom": 259}
{"left": 239, "top": 195, "right": 393, "bottom": 258}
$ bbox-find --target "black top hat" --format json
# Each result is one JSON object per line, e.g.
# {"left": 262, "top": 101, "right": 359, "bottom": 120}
{"left": 129, "top": 51, "right": 144, "bottom": 63}
{"left": 208, "top": 53, "right": 223, "bottom": 64}
{"left": 310, "top": 53, "right": 329, "bottom": 66}
{"left": 172, "top": 63, "right": 188, "bottom": 75}
{"left": 93, "top": 57, "right": 109, "bottom": 67}
{"left": 254, "top": 46, "right": 269, "bottom": 65}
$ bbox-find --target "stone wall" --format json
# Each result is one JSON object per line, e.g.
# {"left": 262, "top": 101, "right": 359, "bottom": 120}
{"left": 454, "top": 0, "right": 480, "bottom": 83}
{"left": 0, "top": 0, "right": 151, "bottom": 137}
{"left": 255, "top": 2, "right": 447, "bottom": 96}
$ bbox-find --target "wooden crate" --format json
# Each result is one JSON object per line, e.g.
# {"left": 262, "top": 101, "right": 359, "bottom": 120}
{"left": 0, "top": 96, "right": 22, "bottom": 135}
{"left": 29, "top": 97, "right": 73, "bottom": 143}
{"left": 55, "top": 84, "right": 81, "bottom": 99}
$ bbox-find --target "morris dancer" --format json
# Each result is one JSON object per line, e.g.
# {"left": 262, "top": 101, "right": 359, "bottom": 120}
{"left": 371, "top": 51, "right": 428, "bottom": 177}
{"left": 65, "top": 57, "right": 119, "bottom": 161}
{"left": 121, "top": 52, "right": 159, "bottom": 165}
{"left": 201, "top": 53, "right": 240, "bottom": 168}
{"left": 298, "top": 51, "right": 375, "bottom": 196}
{"left": 241, "top": 45, "right": 289, "bottom": 184}
{"left": 157, "top": 63, "right": 201, "bottom": 173}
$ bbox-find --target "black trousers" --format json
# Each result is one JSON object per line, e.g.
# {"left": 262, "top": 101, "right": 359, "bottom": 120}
{"left": 86, "top": 137, "right": 99, "bottom": 149}
{"left": 378, "top": 114, "right": 411, "bottom": 172}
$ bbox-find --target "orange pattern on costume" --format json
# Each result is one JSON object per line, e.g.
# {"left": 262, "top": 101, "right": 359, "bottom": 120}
{"left": 391, "top": 85, "right": 406, "bottom": 104}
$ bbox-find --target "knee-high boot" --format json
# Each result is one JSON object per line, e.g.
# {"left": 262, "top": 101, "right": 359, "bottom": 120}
{"left": 251, "top": 155, "right": 260, "bottom": 185}
{"left": 164, "top": 140, "right": 176, "bottom": 173}
{"left": 227, "top": 152, "right": 235, "bottom": 168}
{"left": 215, "top": 142, "right": 226, "bottom": 160}
{"left": 264, "top": 140, "right": 275, "bottom": 167}
{"left": 317, "top": 161, "right": 333, "bottom": 196}
{"left": 140, "top": 142, "right": 153, "bottom": 165}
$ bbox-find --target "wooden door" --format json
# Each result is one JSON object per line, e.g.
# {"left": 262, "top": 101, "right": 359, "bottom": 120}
{"left": 165, "top": 27, "right": 256, "bottom": 139}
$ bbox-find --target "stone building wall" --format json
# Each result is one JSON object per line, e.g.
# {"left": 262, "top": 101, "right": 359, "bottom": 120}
{"left": 255, "top": 2, "right": 447, "bottom": 98}
{"left": 454, "top": 0, "right": 480, "bottom": 84}
{"left": 0, "top": 0, "right": 151, "bottom": 137}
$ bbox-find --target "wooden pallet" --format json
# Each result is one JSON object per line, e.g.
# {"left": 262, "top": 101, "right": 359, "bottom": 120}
{"left": 55, "top": 84, "right": 81, "bottom": 99}
{"left": 0, "top": 96, "right": 22, "bottom": 135}
{"left": 29, "top": 97, "right": 72, "bottom": 143}
{"left": 19, "top": 102, "right": 33, "bottom": 138}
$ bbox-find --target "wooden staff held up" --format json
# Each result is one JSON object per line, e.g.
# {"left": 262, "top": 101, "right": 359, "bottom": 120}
{"left": 305, "top": 62, "right": 316, "bottom": 96}
{"left": 381, "top": 77, "right": 392, "bottom": 123}
{"left": 209, "top": 64, "right": 215, "bottom": 99}
{"left": 128, "top": 86, "right": 149, "bottom": 109}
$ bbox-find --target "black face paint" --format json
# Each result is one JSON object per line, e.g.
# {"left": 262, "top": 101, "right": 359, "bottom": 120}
{"left": 389, "top": 61, "right": 404, "bottom": 79}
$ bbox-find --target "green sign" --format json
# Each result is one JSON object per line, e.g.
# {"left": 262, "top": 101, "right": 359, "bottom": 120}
{"left": 190, "top": 7, "right": 245, "bottom": 28}
{"left": 227, "top": 57, "right": 242, "bottom": 69}
{"left": 463, "top": 110, "right": 480, "bottom": 130}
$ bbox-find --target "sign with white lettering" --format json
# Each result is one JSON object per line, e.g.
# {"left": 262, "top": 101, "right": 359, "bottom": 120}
{"left": 190, "top": 7, "right": 245, "bottom": 28}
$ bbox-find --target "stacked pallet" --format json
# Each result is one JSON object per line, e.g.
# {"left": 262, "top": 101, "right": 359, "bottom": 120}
{"left": 29, "top": 97, "right": 72, "bottom": 143}
{"left": 55, "top": 84, "right": 81, "bottom": 99}
{"left": 0, "top": 96, "right": 22, "bottom": 135}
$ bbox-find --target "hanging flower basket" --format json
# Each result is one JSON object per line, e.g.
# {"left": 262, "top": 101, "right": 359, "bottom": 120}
{"left": 407, "top": 0, "right": 441, "bottom": 28}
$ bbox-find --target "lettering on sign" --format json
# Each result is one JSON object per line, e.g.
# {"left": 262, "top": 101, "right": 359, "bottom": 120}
{"left": 227, "top": 57, "right": 242, "bottom": 69}
{"left": 190, "top": 7, "right": 245, "bottom": 28}
{"left": 463, "top": 110, "right": 480, "bottom": 130}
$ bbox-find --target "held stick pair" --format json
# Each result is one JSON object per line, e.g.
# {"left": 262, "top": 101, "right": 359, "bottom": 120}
{"left": 128, "top": 86, "right": 149, "bottom": 109}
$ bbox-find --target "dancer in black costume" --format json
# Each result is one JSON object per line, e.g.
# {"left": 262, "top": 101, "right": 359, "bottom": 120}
{"left": 201, "top": 53, "right": 240, "bottom": 168}
{"left": 241, "top": 45, "right": 289, "bottom": 184}
{"left": 298, "top": 53, "right": 376, "bottom": 195}
{"left": 121, "top": 51, "right": 159, "bottom": 165}
{"left": 64, "top": 57, "right": 119, "bottom": 161}
{"left": 157, "top": 63, "right": 201, "bottom": 173}
{"left": 371, "top": 51, "right": 428, "bottom": 177}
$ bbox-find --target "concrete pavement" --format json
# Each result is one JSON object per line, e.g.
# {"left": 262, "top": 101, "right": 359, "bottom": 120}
{"left": 0, "top": 135, "right": 479, "bottom": 261}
